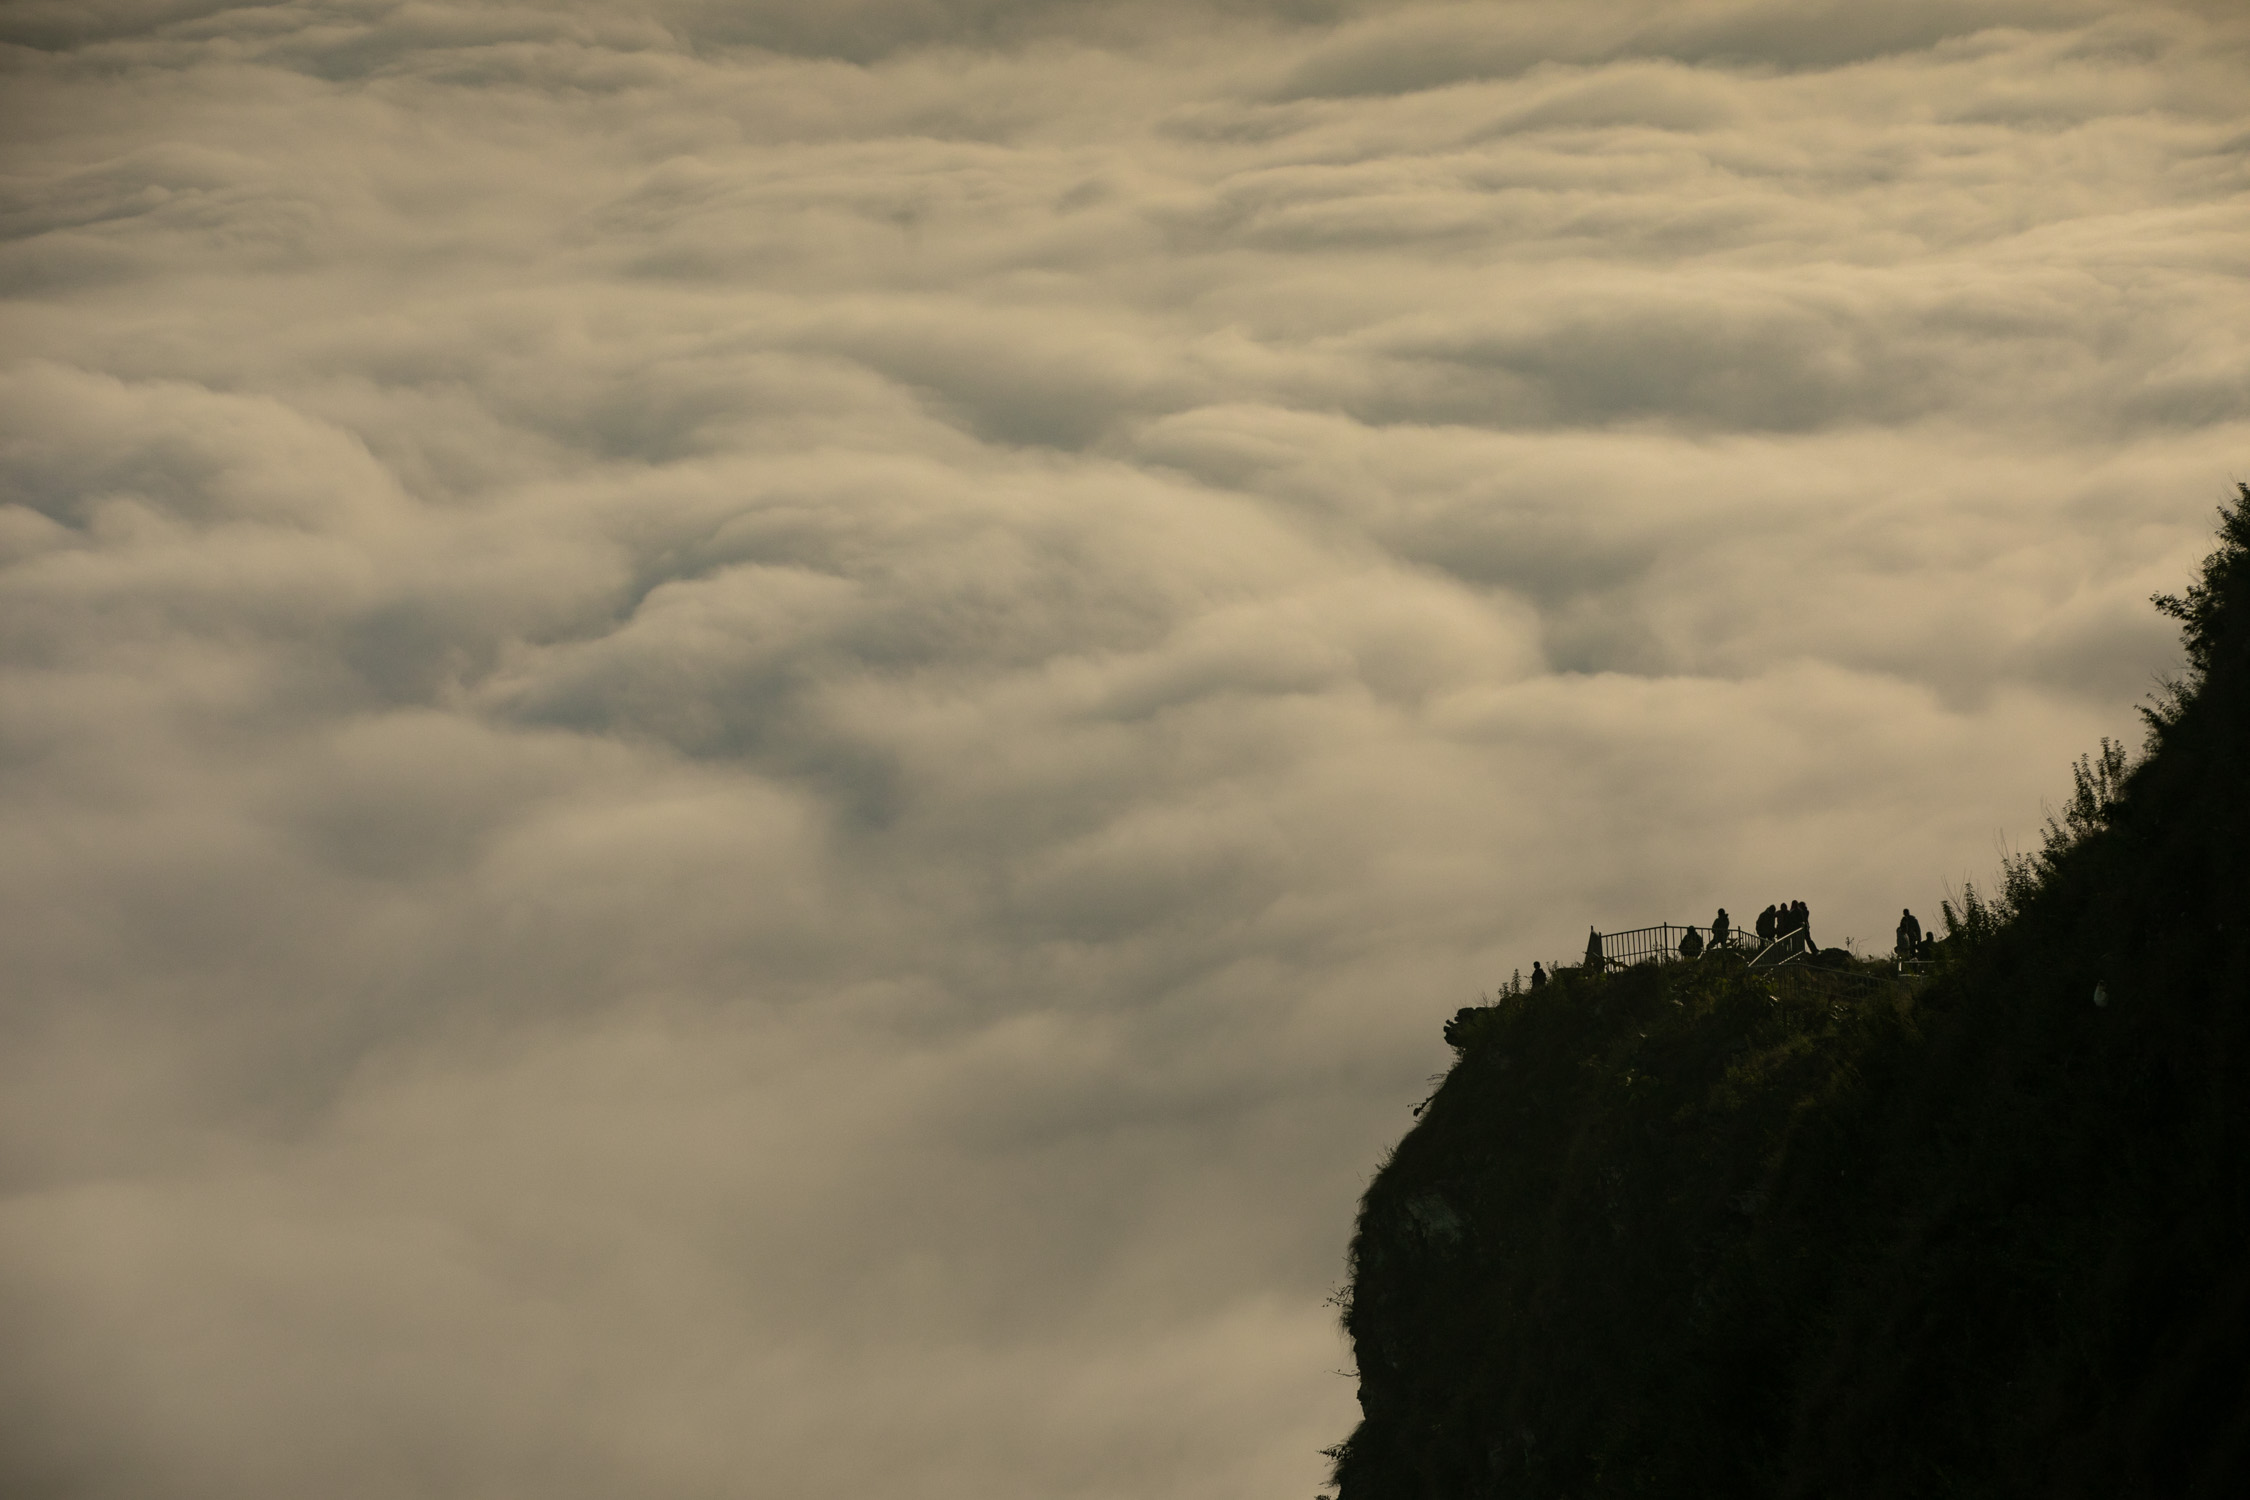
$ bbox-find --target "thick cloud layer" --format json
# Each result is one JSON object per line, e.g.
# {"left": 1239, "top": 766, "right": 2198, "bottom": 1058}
{"left": 2, "top": 2, "right": 2245, "bottom": 1495}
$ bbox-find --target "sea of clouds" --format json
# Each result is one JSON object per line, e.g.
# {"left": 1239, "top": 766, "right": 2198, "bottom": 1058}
{"left": 2, "top": 1, "right": 2246, "bottom": 1495}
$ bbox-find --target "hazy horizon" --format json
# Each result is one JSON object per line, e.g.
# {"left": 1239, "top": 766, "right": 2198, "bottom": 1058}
{"left": 4, "top": 2, "right": 2247, "bottom": 1495}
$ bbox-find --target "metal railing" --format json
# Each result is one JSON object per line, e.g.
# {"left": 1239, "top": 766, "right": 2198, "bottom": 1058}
{"left": 1575, "top": 922, "right": 1926, "bottom": 980}
{"left": 1565, "top": 920, "right": 1916, "bottom": 997}
{"left": 1583, "top": 922, "right": 1758, "bottom": 971}
{"left": 1744, "top": 928, "right": 1810, "bottom": 972}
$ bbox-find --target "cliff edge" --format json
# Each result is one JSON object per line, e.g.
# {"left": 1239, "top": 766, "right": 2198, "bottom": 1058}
{"left": 1332, "top": 486, "right": 2250, "bottom": 1498}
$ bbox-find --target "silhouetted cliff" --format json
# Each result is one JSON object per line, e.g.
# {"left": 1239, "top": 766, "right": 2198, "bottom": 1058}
{"left": 1332, "top": 486, "right": 2250, "bottom": 1498}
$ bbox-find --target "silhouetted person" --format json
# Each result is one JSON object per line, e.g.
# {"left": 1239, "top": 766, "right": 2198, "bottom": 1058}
{"left": 1585, "top": 927, "right": 1605, "bottom": 972}
{"left": 1529, "top": 961, "right": 1548, "bottom": 990}
{"left": 1918, "top": 932, "right": 1936, "bottom": 962}
{"left": 1895, "top": 907, "right": 1922, "bottom": 959}
{"left": 1756, "top": 904, "right": 1777, "bottom": 946}
{"left": 1711, "top": 908, "right": 1731, "bottom": 948}
{"left": 1792, "top": 900, "right": 1812, "bottom": 949}
{"left": 1679, "top": 926, "right": 1704, "bottom": 959}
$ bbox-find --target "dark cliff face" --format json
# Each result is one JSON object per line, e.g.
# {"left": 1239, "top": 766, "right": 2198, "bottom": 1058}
{"left": 1332, "top": 486, "right": 2250, "bottom": 1500}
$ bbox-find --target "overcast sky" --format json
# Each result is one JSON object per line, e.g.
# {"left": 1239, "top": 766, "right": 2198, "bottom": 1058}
{"left": 2, "top": 2, "right": 2246, "bottom": 1495}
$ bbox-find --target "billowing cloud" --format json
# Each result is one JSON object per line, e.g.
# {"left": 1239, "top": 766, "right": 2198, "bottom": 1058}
{"left": 3, "top": 2, "right": 2246, "bottom": 1496}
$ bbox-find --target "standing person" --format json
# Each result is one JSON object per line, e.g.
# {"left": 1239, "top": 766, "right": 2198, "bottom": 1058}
{"left": 1712, "top": 908, "right": 1732, "bottom": 948}
{"left": 1756, "top": 904, "right": 1777, "bottom": 947}
{"left": 1795, "top": 900, "right": 1814, "bottom": 951}
{"left": 1584, "top": 927, "right": 1605, "bottom": 973}
{"left": 1895, "top": 907, "right": 1922, "bottom": 960}
{"left": 1529, "top": 961, "right": 1548, "bottom": 990}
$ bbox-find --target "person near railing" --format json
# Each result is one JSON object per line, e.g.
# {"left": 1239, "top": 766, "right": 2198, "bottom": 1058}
{"left": 1794, "top": 900, "right": 1814, "bottom": 951}
{"left": 1679, "top": 926, "right": 1704, "bottom": 959}
{"left": 1584, "top": 927, "right": 1605, "bottom": 972}
{"left": 1756, "top": 904, "right": 1777, "bottom": 948}
{"left": 1711, "top": 908, "right": 1732, "bottom": 948}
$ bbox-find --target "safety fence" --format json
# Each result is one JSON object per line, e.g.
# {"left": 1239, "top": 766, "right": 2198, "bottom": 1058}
{"left": 1585, "top": 922, "right": 1762, "bottom": 970}
{"left": 1571, "top": 922, "right": 1915, "bottom": 998}
{"left": 1744, "top": 928, "right": 1812, "bottom": 971}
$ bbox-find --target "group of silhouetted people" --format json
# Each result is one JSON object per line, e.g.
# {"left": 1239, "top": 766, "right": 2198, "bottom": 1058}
{"left": 1756, "top": 900, "right": 1813, "bottom": 951}
{"left": 1519, "top": 897, "right": 1937, "bottom": 997}
{"left": 1896, "top": 907, "right": 1936, "bottom": 961}
{"left": 1679, "top": 907, "right": 1736, "bottom": 957}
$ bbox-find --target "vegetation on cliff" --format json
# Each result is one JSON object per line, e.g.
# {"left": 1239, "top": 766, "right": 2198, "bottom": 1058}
{"left": 1332, "top": 486, "right": 2250, "bottom": 1498}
